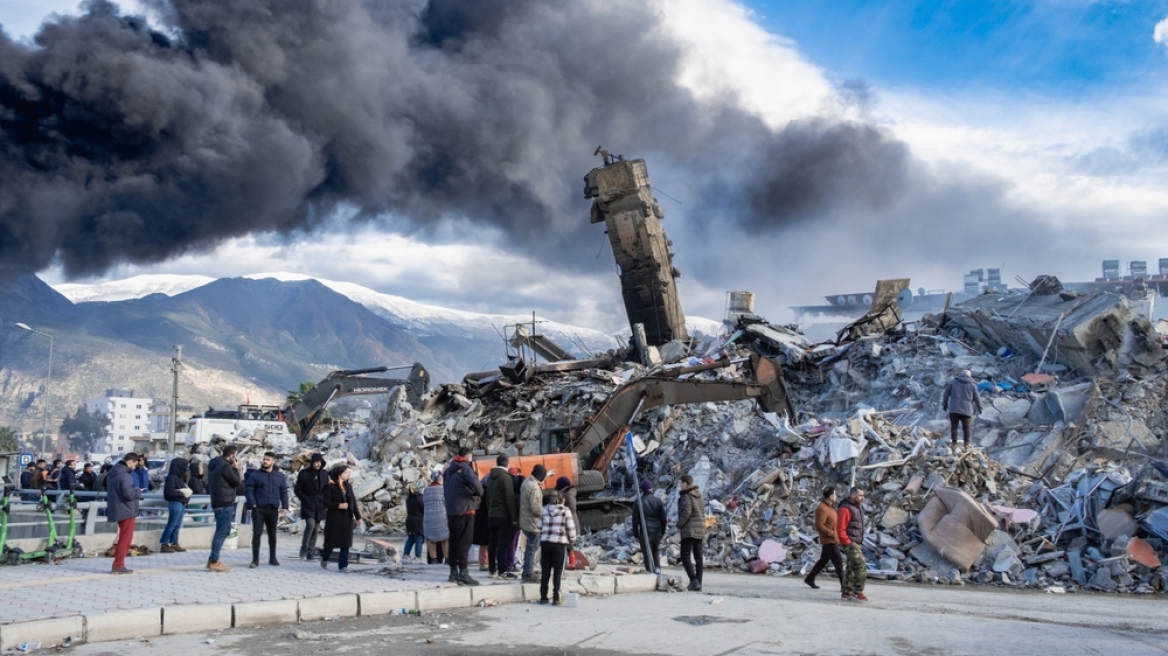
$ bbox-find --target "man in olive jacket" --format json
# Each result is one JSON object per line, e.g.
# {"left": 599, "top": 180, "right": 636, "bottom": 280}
{"left": 486, "top": 455, "right": 518, "bottom": 578}
{"left": 106, "top": 454, "right": 142, "bottom": 574}
{"left": 518, "top": 464, "right": 547, "bottom": 581}
{"left": 677, "top": 474, "right": 706, "bottom": 591}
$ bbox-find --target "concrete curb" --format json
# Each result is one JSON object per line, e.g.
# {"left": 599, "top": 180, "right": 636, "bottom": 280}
{"left": 0, "top": 573, "right": 659, "bottom": 650}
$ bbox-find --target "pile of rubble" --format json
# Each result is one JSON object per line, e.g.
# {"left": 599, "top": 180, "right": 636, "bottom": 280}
{"left": 204, "top": 277, "right": 1168, "bottom": 595}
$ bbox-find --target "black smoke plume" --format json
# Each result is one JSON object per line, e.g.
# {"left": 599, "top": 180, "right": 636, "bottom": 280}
{"left": 0, "top": 0, "right": 909, "bottom": 277}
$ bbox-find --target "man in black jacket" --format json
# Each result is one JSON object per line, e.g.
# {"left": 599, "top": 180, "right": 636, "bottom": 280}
{"left": 486, "top": 455, "right": 518, "bottom": 579}
{"left": 294, "top": 453, "right": 329, "bottom": 560}
{"left": 77, "top": 463, "right": 96, "bottom": 491}
{"left": 632, "top": 479, "right": 667, "bottom": 574}
{"left": 245, "top": 451, "right": 289, "bottom": 568}
{"left": 106, "top": 454, "right": 142, "bottom": 574}
{"left": 206, "top": 445, "right": 244, "bottom": 573}
{"left": 444, "top": 447, "right": 484, "bottom": 586}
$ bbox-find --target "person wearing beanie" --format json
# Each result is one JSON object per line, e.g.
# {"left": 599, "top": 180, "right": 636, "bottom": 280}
{"left": 554, "top": 476, "right": 579, "bottom": 534}
{"left": 942, "top": 369, "right": 982, "bottom": 450}
{"left": 631, "top": 479, "right": 667, "bottom": 574}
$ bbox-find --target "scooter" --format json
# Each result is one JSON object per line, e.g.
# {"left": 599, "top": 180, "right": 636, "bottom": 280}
{"left": 1, "top": 488, "right": 16, "bottom": 565}
{"left": 45, "top": 490, "right": 83, "bottom": 562}
{"left": 4, "top": 489, "right": 82, "bottom": 565}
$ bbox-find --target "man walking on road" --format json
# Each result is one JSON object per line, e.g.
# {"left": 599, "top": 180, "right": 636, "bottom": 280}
{"left": 106, "top": 453, "right": 142, "bottom": 574}
{"left": 942, "top": 370, "right": 982, "bottom": 450}
{"left": 837, "top": 487, "right": 868, "bottom": 601}
{"left": 677, "top": 474, "right": 706, "bottom": 591}
{"left": 804, "top": 487, "right": 844, "bottom": 592}
{"left": 444, "top": 446, "right": 484, "bottom": 586}
{"left": 206, "top": 445, "right": 244, "bottom": 573}
{"left": 295, "top": 453, "right": 329, "bottom": 560}
{"left": 245, "top": 451, "right": 288, "bottom": 568}
{"left": 518, "top": 464, "right": 547, "bottom": 582}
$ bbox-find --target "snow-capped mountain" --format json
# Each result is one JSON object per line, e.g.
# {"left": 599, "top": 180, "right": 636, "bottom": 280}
{"left": 50, "top": 272, "right": 723, "bottom": 363}
{"left": 55, "top": 274, "right": 216, "bottom": 303}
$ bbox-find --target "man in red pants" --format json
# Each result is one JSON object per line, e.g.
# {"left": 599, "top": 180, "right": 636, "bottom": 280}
{"left": 106, "top": 453, "right": 143, "bottom": 574}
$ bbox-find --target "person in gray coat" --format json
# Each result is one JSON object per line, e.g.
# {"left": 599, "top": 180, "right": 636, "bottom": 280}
{"left": 942, "top": 370, "right": 982, "bottom": 449}
{"left": 677, "top": 474, "right": 706, "bottom": 591}
{"left": 106, "top": 453, "right": 143, "bottom": 574}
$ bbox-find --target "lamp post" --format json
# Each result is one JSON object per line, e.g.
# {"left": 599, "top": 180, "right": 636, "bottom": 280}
{"left": 16, "top": 322, "right": 54, "bottom": 456}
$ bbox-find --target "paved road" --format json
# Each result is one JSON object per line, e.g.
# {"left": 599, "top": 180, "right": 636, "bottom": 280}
{"left": 69, "top": 572, "right": 1168, "bottom": 656}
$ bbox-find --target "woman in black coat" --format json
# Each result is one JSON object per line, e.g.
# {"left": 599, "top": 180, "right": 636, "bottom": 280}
{"left": 404, "top": 485, "right": 425, "bottom": 561}
{"left": 321, "top": 466, "right": 362, "bottom": 572}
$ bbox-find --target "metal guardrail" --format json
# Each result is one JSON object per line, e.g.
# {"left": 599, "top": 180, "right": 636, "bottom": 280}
{"left": 4, "top": 489, "right": 247, "bottom": 541}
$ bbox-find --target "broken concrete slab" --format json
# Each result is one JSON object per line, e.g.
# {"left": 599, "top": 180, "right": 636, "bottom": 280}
{"left": 947, "top": 291, "right": 1165, "bottom": 377}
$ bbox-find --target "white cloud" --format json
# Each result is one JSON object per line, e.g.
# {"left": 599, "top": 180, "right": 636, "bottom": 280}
{"left": 1156, "top": 17, "right": 1168, "bottom": 51}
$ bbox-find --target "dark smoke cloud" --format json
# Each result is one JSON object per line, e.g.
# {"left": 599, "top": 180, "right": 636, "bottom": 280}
{"left": 0, "top": 0, "right": 909, "bottom": 277}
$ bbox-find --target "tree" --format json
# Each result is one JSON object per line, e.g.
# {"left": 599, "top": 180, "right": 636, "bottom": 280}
{"left": 60, "top": 406, "right": 110, "bottom": 455}
{"left": 0, "top": 426, "right": 16, "bottom": 452}
{"left": 286, "top": 381, "right": 316, "bottom": 406}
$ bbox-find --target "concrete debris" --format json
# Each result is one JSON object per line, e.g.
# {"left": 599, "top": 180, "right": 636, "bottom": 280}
{"left": 203, "top": 285, "right": 1168, "bottom": 597}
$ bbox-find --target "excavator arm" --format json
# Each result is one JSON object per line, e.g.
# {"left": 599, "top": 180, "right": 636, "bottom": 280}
{"left": 286, "top": 364, "right": 431, "bottom": 440}
{"left": 568, "top": 354, "right": 794, "bottom": 473}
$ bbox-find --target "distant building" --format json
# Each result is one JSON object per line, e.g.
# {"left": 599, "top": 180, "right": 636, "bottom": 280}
{"left": 87, "top": 388, "right": 154, "bottom": 454}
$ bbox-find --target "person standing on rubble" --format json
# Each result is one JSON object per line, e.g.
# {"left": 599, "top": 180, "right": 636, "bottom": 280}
{"left": 423, "top": 470, "right": 449, "bottom": 565}
{"left": 321, "top": 465, "right": 361, "bottom": 572}
{"left": 836, "top": 487, "right": 868, "bottom": 601}
{"left": 942, "top": 369, "right": 982, "bottom": 450}
{"left": 444, "top": 447, "right": 484, "bottom": 586}
{"left": 632, "top": 479, "right": 667, "bottom": 574}
{"left": 295, "top": 453, "right": 329, "bottom": 560}
{"left": 519, "top": 464, "right": 548, "bottom": 582}
{"left": 804, "top": 487, "right": 844, "bottom": 592}
{"left": 487, "top": 455, "right": 520, "bottom": 578}
{"left": 677, "top": 474, "right": 706, "bottom": 591}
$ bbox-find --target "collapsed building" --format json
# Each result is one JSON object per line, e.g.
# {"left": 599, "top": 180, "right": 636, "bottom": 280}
{"left": 191, "top": 155, "right": 1168, "bottom": 596}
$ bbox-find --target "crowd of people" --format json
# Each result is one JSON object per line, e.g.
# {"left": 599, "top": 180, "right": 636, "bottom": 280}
{"left": 28, "top": 445, "right": 868, "bottom": 605}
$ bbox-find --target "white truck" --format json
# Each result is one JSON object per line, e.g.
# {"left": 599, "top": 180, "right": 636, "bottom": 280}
{"left": 185, "top": 404, "right": 297, "bottom": 451}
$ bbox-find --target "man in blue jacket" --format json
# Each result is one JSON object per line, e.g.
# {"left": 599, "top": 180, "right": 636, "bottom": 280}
{"left": 106, "top": 453, "right": 142, "bottom": 574}
{"left": 245, "top": 451, "right": 289, "bottom": 568}
{"left": 131, "top": 452, "right": 151, "bottom": 492}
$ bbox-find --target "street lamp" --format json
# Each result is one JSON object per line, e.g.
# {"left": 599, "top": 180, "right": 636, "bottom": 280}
{"left": 16, "top": 322, "right": 54, "bottom": 456}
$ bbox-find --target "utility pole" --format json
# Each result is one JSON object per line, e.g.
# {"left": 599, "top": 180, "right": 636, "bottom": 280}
{"left": 168, "top": 345, "right": 182, "bottom": 454}
{"left": 16, "top": 323, "right": 54, "bottom": 456}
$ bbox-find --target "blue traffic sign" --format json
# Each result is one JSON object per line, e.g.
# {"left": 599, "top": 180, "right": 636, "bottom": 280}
{"left": 17, "top": 452, "right": 34, "bottom": 467}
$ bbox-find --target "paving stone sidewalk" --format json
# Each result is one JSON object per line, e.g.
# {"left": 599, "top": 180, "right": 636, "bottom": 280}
{"left": 0, "top": 534, "right": 532, "bottom": 623}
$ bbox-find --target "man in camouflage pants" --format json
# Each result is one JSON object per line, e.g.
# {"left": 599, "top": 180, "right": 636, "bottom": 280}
{"left": 835, "top": 487, "right": 868, "bottom": 601}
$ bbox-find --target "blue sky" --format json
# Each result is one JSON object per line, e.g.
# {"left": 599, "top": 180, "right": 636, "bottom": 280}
{"left": 744, "top": 0, "right": 1168, "bottom": 95}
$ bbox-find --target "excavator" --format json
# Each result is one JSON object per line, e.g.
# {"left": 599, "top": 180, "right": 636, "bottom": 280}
{"left": 285, "top": 364, "right": 431, "bottom": 441}
{"left": 473, "top": 352, "right": 795, "bottom": 528}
